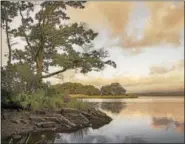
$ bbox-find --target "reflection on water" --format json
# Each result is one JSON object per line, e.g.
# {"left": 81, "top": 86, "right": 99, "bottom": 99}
{"left": 32, "top": 97, "right": 184, "bottom": 143}
{"left": 152, "top": 117, "right": 184, "bottom": 133}
{"left": 100, "top": 102, "right": 127, "bottom": 113}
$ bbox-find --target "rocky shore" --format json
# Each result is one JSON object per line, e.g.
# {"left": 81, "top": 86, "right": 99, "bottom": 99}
{"left": 1, "top": 108, "right": 112, "bottom": 141}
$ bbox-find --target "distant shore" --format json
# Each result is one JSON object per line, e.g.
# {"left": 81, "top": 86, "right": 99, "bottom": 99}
{"left": 70, "top": 94, "right": 138, "bottom": 99}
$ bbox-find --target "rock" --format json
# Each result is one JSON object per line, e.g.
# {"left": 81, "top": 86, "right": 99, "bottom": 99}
{"left": 11, "top": 119, "right": 20, "bottom": 124}
{"left": 36, "top": 110, "right": 47, "bottom": 115}
{"left": 55, "top": 114, "right": 77, "bottom": 127}
{"left": 81, "top": 111, "right": 91, "bottom": 118}
{"left": 20, "top": 119, "right": 28, "bottom": 124}
{"left": 29, "top": 116, "right": 45, "bottom": 122}
{"left": 43, "top": 117, "right": 61, "bottom": 123}
{"left": 12, "top": 134, "right": 22, "bottom": 140}
{"left": 63, "top": 112, "right": 90, "bottom": 127}
{"left": 35, "top": 127, "right": 57, "bottom": 132}
{"left": 60, "top": 108, "right": 81, "bottom": 114}
{"left": 87, "top": 108, "right": 112, "bottom": 129}
{"left": 79, "top": 113, "right": 90, "bottom": 123}
{"left": 36, "top": 122, "right": 56, "bottom": 128}
{"left": 1, "top": 108, "right": 112, "bottom": 140}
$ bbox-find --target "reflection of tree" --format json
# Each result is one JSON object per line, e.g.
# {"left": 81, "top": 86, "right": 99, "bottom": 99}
{"left": 123, "top": 136, "right": 148, "bottom": 143}
{"left": 151, "top": 117, "right": 184, "bottom": 133}
{"left": 100, "top": 102, "right": 127, "bottom": 113}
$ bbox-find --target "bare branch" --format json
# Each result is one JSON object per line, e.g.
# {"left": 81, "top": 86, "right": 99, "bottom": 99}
{"left": 41, "top": 67, "right": 67, "bottom": 78}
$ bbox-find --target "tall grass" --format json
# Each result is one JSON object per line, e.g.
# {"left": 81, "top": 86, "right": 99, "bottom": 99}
{"left": 13, "top": 90, "right": 65, "bottom": 110}
{"left": 12, "top": 90, "right": 91, "bottom": 111}
{"left": 66, "top": 99, "right": 90, "bottom": 111}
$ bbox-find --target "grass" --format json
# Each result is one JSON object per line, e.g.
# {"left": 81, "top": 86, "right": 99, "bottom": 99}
{"left": 70, "top": 94, "right": 138, "bottom": 99}
{"left": 65, "top": 99, "right": 91, "bottom": 111}
{"left": 12, "top": 90, "right": 91, "bottom": 111}
{"left": 13, "top": 90, "right": 65, "bottom": 110}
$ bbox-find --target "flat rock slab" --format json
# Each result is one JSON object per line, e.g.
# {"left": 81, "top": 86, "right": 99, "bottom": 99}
{"left": 2, "top": 108, "right": 112, "bottom": 140}
{"left": 36, "top": 122, "right": 56, "bottom": 128}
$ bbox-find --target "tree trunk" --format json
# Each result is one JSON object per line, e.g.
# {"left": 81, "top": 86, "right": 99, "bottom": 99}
{"left": 5, "top": 13, "right": 11, "bottom": 65}
{"left": 36, "top": 50, "right": 43, "bottom": 78}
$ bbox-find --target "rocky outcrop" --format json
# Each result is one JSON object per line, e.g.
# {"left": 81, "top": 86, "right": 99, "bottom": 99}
{"left": 1, "top": 108, "right": 112, "bottom": 140}
{"left": 100, "top": 83, "right": 126, "bottom": 95}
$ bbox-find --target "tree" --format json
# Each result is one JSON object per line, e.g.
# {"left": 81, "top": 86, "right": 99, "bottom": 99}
{"left": 84, "top": 85, "right": 100, "bottom": 95}
{"left": 100, "top": 83, "right": 126, "bottom": 95}
{"left": 51, "top": 82, "right": 101, "bottom": 96}
{"left": 1, "top": 1, "right": 19, "bottom": 65}
{"left": 10, "top": 1, "right": 116, "bottom": 82}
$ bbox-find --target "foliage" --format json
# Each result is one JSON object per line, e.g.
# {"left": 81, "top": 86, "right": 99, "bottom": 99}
{"left": 1, "top": 1, "right": 116, "bottom": 79}
{"left": 1, "top": 1, "right": 116, "bottom": 111}
{"left": 84, "top": 85, "right": 101, "bottom": 95}
{"left": 11, "top": 89, "right": 64, "bottom": 110}
{"left": 1, "top": 64, "right": 44, "bottom": 95}
{"left": 52, "top": 82, "right": 101, "bottom": 96}
{"left": 1, "top": 1, "right": 19, "bottom": 64}
{"left": 52, "top": 82, "right": 127, "bottom": 96}
{"left": 100, "top": 83, "right": 126, "bottom": 95}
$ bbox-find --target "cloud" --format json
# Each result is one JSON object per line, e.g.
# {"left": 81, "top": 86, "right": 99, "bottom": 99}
{"left": 150, "top": 59, "right": 184, "bottom": 75}
{"left": 67, "top": 2, "right": 184, "bottom": 49}
{"left": 123, "top": 2, "right": 184, "bottom": 48}
{"left": 46, "top": 59, "right": 184, "bottom": 93}
{"left": 67, "top": 2, "right": 134, "bottom": 35}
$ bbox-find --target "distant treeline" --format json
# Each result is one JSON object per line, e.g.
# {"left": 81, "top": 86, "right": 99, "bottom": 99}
{"left": 52, "top": 82, "right": 126, "bottom": 96}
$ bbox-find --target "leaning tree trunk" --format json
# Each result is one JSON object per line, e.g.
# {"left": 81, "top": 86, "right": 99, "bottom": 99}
{"left": 35, "top": 48, "right": 44, "bottom": 86}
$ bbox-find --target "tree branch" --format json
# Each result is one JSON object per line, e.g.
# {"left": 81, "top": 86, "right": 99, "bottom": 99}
{"left": 41, "top": 67, "right": 67, "bottom": 78}
{"left": 18, "top": 4, "right": 32, "bottom": 49}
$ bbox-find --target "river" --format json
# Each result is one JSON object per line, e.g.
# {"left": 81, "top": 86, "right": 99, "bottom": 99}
{"left": 33, "top": 96, "right": 184, "bottom": 143}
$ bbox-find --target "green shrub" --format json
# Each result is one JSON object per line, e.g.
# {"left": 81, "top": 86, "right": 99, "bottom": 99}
{"left": 11, "top": 87, "right": 90, "bottom": 111}
{"left": 12, "top": 89, "right": 65, "bottom": 110}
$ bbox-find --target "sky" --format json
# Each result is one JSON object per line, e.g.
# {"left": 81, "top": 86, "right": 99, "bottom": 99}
{"left": 1, "top": 1, "right": 184, "bottom": 93}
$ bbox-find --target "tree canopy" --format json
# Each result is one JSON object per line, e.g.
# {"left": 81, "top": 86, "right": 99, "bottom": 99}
{"left": 100, "top": 83, "right": 126, "bottom": 95}
{"left": 1, "top": 1, "right": 116, "bottom": 95}
{"left": 1, "top": 1, "right": 116, "bottom": 79}
{"left": 52, "top": 82, "right": 101, "bottom": 96}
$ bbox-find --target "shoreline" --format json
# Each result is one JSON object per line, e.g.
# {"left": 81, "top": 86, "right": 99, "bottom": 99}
{"left": 1, "top": 108, "right": 112, "bottom": 142}
{"left": 70, "top": 94, "right": 138, "bottom": 99}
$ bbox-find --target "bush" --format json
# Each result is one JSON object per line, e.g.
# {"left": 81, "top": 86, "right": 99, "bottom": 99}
{"left": 12, "top": 89, "right": 65, "bottom": 110}
{"left": 66, "top": 99, "right": 91, "bottom": 111}
{"left": 10, "top": 87, "right": 90, "bottom": 111}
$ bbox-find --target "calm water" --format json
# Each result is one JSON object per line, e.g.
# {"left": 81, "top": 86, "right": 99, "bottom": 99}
{"left": 33, "top": 96, "right": 184, "bottom": 143}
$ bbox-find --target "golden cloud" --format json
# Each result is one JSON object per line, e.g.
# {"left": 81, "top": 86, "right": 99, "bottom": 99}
{"left": 67, "top": 2, "right": 134, "bottom": 36}
{"left": 67, "top": 2, "right": 184, "bottom": 49}
{"left": 124, "top": 2, "right": 184, "bottom": 48}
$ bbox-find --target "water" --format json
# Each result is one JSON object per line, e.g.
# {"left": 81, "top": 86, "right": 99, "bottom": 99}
{"left": 33, "top": 96, "right": 184, "bottom": 143}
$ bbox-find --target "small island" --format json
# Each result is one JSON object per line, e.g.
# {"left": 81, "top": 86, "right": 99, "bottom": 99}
{"left": 53, "top": 82, "right": 138, "bottom": 99}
